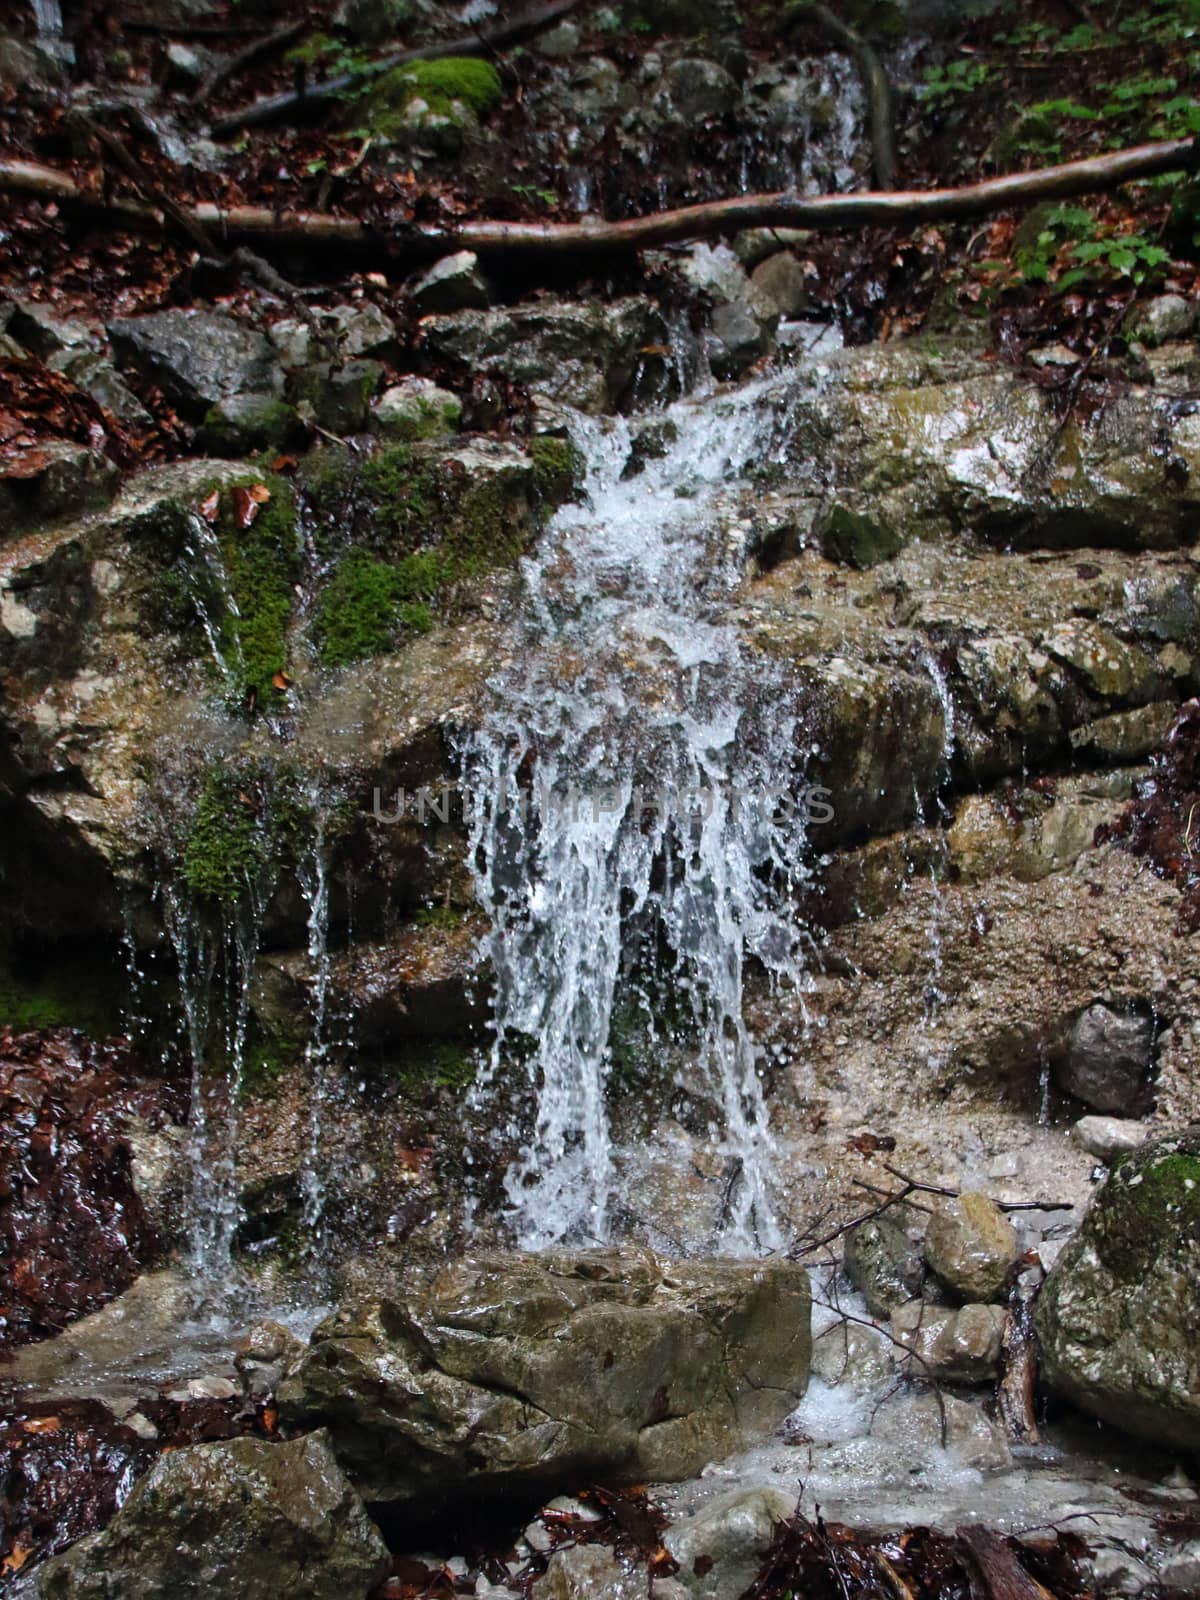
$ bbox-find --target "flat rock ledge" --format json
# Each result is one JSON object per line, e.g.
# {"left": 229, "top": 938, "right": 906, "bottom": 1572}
{"left": 279, "top": 1246, "right": 812, "bottom": 1518}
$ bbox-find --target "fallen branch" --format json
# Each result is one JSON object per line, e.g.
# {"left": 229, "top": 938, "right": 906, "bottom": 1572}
{"left": 998, "top": 1271, "right": 1043, "bottom": 1445}
{"left": 191, "top": 19, "right": 307, "bottom": 110}
{"left": 1, "top": 137, "right": 1195, "bottom": 270}
{"left": 785, "top": 3, "right": 896, "bottom": 189}
{"left": 209, "top": 0, "right": 585, "bottom": 138}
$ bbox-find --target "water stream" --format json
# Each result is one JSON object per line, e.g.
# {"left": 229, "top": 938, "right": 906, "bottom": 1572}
{"left": 464, "top": 374, "right": 819, "bottom": 1254}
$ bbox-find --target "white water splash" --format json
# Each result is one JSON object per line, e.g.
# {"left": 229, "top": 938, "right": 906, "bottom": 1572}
{"left": 463, "top": 373, "right": 816, "bottom": 1254}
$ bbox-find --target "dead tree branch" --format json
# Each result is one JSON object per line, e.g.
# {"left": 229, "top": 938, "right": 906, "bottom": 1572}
{"left": 191, "top": 19, "right": 307, "bottom": 110}
{"left": 1, "top": 137, "right": 1195, "bottom": 271}
{"left": 785, "top": 3, "right": 896, "bottom": 189}
{"left": 208, "top": 0, "right": 586, "bottom": 138}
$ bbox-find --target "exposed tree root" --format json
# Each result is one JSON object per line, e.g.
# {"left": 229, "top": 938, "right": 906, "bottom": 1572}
{"left": 1, "top": 137, "right": 1195, "bottom": 274}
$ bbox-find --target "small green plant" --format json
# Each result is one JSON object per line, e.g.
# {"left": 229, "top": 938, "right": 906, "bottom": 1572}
{"left": 1013, "top": 203, "right": 1172, "bottom": 291}
{"left": 920, "top": 57, "right": 993, "bottom": 106}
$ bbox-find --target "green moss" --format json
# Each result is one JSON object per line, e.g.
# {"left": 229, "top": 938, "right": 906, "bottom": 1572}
{"left": 529, "top": 436, "right": 584, "bottom": 507}
{"left": 396, "top": 1041, "right": 478, "bottom": 1099}
{"left": 373, "top": 56, "right": 503, "bottom": 121}
{"left": 1095, "top": 1147, "right": 1200, "bottom": 1280}
{"left": 199, "top": 475, "right": 299, "bottom": 707}
{"left": 0, "top": 950, "right": 123, "bottom": 1036}
{"left": 355, "top": 443, "right": 441, "bottom": 549}
{"left": 314, "top": 548, "right": 443, "bottom": 667}
{"left": 182, "top": 766, "right": 266, "bottom": 906}
{"left": 240, "top": 1035, "right": 301, "bottom": 1099}
{"left": 415, "top": 904, "right": 465, "bottom": 932}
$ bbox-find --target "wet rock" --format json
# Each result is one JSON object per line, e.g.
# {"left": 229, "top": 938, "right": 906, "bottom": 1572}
{"left": 661, "top": 57, "right": 739, "bottom": 121}
{"left": 52, "top": 351, "right": 153, "bottom": 429}
{"left": 1129, "top": 294, "right": 1196, "bottom": 346}
{"left": 843, "top": 1213, "right": 924, "bottom": 1316}
{"left": 291, "top": 359, "right": 385, "bottom": 434}
{"left": 871, "top": 1392, "right": 1011, "bottom": 1472}
{"left": 278, "top": 1247, "right": 811, "bottom": 1514}
{"left": 1072, "top": 1115, "right": 1147, "bottom": 1163}
{"left": 411, "top": 250, "right": 491, "bottom": 314}
{"left": 107, "top": 310, "right": 283, "bottom": 419}
{"left": 7, "top": 302, "right": 96, "bottom": 362}
{"left": 816, "top": 503, "right": 903, "bottom": 569}
{"left": 535, "top": 21, "right": 581, "bottom": 59}
{"left": 196, "top": 393, "right": 303, "bottom": 456}
{"left": 1056, "top": 1003, "right": 1155, "bottom": 1113}
{"left": 750, "top": 252, "right": 809, "bottom": 320}
{"left": 419, "top": 298, "right": 663, "bottom": 412}
{"left": 890, "top": 1301, "right": 1007, "bottom": 1383}
{"left": 923, "top": 1192, "right": 1019, "bottom": 1304}
{"left": 665, "top": 1486, "right": 794, "bottom": 1600}
{"left": 733, "top": 227, "right": 811, "bottom": 270}
{"left": 809, "top": 1318, "right": 898, "bottom": 1390}
{"left": 708, "top": 302, "right": 768, "bottom": 380}
{"left": 1042, "top": 620, "right": 1158, "bottom": 702}
{"left": 0, "top": 443, "right": 118, "bottom": 531}
{"left": 36, "top": 1431, "right": 388, "bottom": 1599}
{"left": 1070, "top": 702, "right": 1178, "bottom": 762}
{"left": 1036, "top": 1130, "right": 1200, "bottom": 1449}
{"left": 531, "top": 1545, "right": 639, "bottom": 1600}
{"left": 0, "top": 32, "right": 62, "bottom": 86}
{"left": 324, "top": 303, "right": 399, "bottom": 361}
{"left": 373, "top": 377, "right": 462, "bottom": 441}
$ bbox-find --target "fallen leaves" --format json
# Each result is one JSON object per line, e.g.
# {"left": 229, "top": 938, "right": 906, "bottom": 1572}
{"left": 229, "top": 481, "right": 271, "bottom": 529}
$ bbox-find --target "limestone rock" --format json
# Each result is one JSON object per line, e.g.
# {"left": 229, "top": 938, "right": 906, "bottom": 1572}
{"left": 411, "top": 251, "right": 491, "bottom": 314}
{"left": 1129, "top": 293, "right": 1196, "bottom": 346}
{"left": 373, "top": 378, "right": 463, "bottom": 441}
{"left": 531, "top": 1545, "right": 640, "bottom": 1600}
{"left": 665, "top": 1486, "right": 795, "bottom": 1600}
{"left": 196, "top": 393, "right": 303, "bottom": 457}
{"left": 1056, "top": 1003, "right": 1155, "bottom": 1113}
{"left": 923, "top": 1192, "right": 1019, "bottom": 1303}
{"left": 419, "top": 298, "right": 663, "bottom": 412}
{"left": 0, "top": 443, "right": 118, "bottom": 532}
{"left": 843, "top": 1213, "right": 924, "bottom": 1316}
{"left": 661, "top": 57, "right": 739, "bottom": 121}
{"left": 278, "top": 1247, "right": 811, "bottom": 1514}
{"left": 750, "top": 252, "right": 808, "bottom": 320}
{"left": 890, "top": 1300, "right": 1007, "bottom": 1383}
{"left": 1035, "top": 1130, "right": 1200, "bottom": 1449}
{"left": 291, "top": 360, "right": 385, "bottom": 434}
{"left": 36, "top": 1432, "right": 387, "bottom": 1599}
{"left": 1072, "top": 1115, "right": 1147, "bottom": 1164}
{"left": 871, "top": 1392, "right": 1011, "bottom": 1472}
{"left": 107, "top": 310, "right": 283, "bottom": 418}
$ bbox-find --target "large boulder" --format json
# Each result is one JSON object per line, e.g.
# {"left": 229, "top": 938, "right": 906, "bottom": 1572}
{"left": 419, "top": 298, "right": 664, "bottom": 412}
{"left": 36, "top": 1432, "right": 388, "bottom": 1599}
{"left": 1035, "top": 1130, "right": 1200, "bottom": 1449}
{"left": 107, "top": 310, "right": 283, "bottom": 419}
{"left": 278, "top": 1247, "right": 811, "bottom": 1516}
{"left": 1055, "top": 1002, "right": 1155, "bottom": 1112}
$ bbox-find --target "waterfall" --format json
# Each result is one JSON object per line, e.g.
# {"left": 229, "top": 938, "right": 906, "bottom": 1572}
{"left": 464, "top": 373, "right": 816, "bottom": 1255}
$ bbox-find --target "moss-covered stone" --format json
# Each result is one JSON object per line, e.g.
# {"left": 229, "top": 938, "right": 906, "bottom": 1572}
{"left": 210, "top": 475, "right": 300, "bottom": 706}
{"left": 197, "top": 395, "right": 302, "bottom": 458}
{"left": 0, "top": 949, "right": 123, "bottom": 1036}
{"left": 365, "top": 56, "right": 502, "bottom": 147}
{"left": 314, "top": 549, "right": 441, "bottom": 667}
{"left": 529, "top": 435, "right": 585, "bottom": 507}
{"left": 1036, "top": 1129, "right": 1200, "bottom": 1449}
{"left": 818, "top": 503, "right": 904, "bottom": 569}
{"left": 182, "top": 766, "right": 267, "bottom": 906}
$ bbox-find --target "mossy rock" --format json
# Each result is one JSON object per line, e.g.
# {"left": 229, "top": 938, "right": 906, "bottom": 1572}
{"left": 817, "top": 503, "right": 904, "bottom": 569}
{"left": 181, "top": 761, "right": 315, "bottom": 908}
{"left": 1036, "top": 1129, "right": 1200, "bottom": 1449}
{"left": 364, "top": 56, "right": 502, "bottom": 146}
{"left": 0, "top": 948, "right": 124, "bottom": 1036}
{"left": 313, "top": 549, "right": 440, "bottom": 668}
{"left": 529, "top": 435, "right": 585, "bottom": 507}
{"left": 197, "top": 395, "right": 303, "bottom": 458}
{"left": 207, "top": 474, "right": 300, "bottom": 706}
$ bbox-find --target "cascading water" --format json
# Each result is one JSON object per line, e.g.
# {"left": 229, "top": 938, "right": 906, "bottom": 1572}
{"left": 464, "top": 373, "right": 818, "bottom": 1255}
